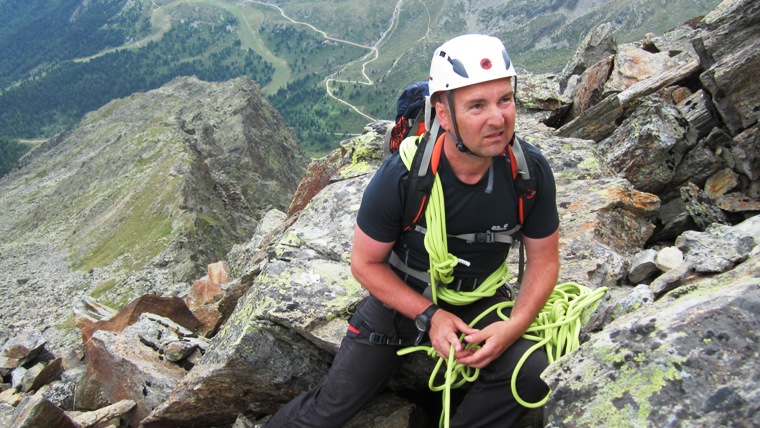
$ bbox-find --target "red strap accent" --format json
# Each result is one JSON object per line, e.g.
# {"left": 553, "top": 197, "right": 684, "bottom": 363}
{"left": 519, "top": 197, "right": 525, "bottom": 224}
{"left": 347, "top": 324, "right": 360, "bottom": 334}
{"left": 406, "top": 195, "right": 429, "bottom": 230}
{"left": 404, "top": 133, "right": 446, "bottom": 231}
{"left": 415, "top": 121, "right": 426, "bottom": 136}
{"left": 430, "top": 133, "right": 446, "bottom": 175}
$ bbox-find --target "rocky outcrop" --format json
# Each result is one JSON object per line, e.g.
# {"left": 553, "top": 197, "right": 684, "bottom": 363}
{"left": 0, "top": 76, "right": 308, "bottom": 353}
{"left": 556, "top": 0, "right": 758, "bottom": 245}
{"left": 543, "top": 246, "right": 760, "bottom": 427}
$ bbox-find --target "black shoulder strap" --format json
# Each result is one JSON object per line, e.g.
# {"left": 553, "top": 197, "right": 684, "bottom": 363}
{"left": 507, "top": 136, "right": 539, "bottom": 285}
{"left": 400, "top": 120, "right": 442, "bottom": 232}
{"left": 513, "top": 136, "right": 539, "bottom": 222}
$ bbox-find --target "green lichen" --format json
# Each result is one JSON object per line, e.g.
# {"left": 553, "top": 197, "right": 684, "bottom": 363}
{"left": 338, "top": 160, "right": 373, "bottom": 178}
{"left": 568, "top": 341, "right": 686, "bottom": 427}
{"left": 279, "top": 232, "right": 306, "bottom": 248}
{"left": 351, "top": 141, "right": 382, "bottom": 164}
{"left": 579, "top": 156, "right": 600, "bottom": 172}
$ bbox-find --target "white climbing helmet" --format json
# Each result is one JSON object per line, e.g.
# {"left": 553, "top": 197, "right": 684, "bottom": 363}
{"left": 428, "top": 34, "right": 517, "bottom": 96}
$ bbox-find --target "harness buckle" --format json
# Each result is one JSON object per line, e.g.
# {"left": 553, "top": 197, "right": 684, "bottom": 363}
{"left": 368, "top": 332, "right": 390, "bottom": 345}
{"left": 475, "top": 231, "right": 495, "bottom": 243}
{"left": 452, "top": 277, "right": 480, "bottom": 292}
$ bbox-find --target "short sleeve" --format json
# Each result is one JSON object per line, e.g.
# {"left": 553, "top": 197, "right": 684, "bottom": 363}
{"left": 356, "top": 154, "right": 408, "bottom": 243}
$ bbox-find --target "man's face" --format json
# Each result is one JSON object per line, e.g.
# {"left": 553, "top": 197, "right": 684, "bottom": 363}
{"left": 437, "top": 77, "right": 516, "bottom": 158}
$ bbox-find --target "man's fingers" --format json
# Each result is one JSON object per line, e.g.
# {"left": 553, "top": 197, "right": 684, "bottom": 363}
{"left": 464, "top": 330, "right": 483, "bottom": 344}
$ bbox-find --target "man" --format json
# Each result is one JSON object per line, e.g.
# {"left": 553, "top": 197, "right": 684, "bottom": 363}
{"left": 267, "top": 34, "right": 559, "bottom": 428}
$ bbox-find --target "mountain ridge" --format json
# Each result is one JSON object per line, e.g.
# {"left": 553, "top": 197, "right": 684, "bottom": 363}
{"left": 0, "top": 76, "right": 307, "bottom": 352}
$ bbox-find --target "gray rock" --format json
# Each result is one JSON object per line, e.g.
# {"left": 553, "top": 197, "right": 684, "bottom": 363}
{"left": 731, "top": 123, "right": 760, "bottom": 182}
{"left": 605, "top": 284, "right": 656, "bottom": 328}
{"left": 1, "top": 330, "right": 46, "bottom": 367}
{"left": 125, "top": 313, "right": 209, "bottom": 363}
{"left": 597, "top": 96, "right": 690, "bottom": 194}
{"left": 676, "top": 89, "right": 719, "bottom": 141}
{"left": 650, "top": 261, "right": 693, "bottom": 297}
{"left": 39, "top": 381, "right": 75, "bottom": 411}
{"left": 9, "top": 395, "right": 78, "bottom": 428}
{"left": 558, "top": 22, "right": 617, "bottom": 92}
{"left": 680, "top": 182, "right": 729, "bottom": 230}
{"left": 675, "top": 223, "right": 756, "bottom": 273}
{"left": 695, "top": 0, "right": 760, "bottom": 134}
{"left": 628, "top": 249, "right": 659, "bottom": 283}
{"left": 733, "top": 215, "right": 760, "bottom": 246}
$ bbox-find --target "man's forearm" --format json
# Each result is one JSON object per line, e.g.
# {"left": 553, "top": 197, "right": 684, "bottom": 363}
{"left": 351, "top": 260, "right": 432, "bottom": 320}
{"left": 508, "top": 230, "right": 560, "bottom": 332}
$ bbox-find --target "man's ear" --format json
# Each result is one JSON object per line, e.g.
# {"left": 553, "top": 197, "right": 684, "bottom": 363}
{"left": 434, "top": 98, "right": 451, "bottom": 132}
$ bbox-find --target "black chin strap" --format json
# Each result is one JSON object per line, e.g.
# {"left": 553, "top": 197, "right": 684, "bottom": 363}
{"left": 445, "top": 91, "right": 470, "bottom": 154}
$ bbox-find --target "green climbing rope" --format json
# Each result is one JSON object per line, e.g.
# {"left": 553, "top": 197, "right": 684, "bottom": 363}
{"left": 398, "top": 283, "right": 608, "bottom": 427}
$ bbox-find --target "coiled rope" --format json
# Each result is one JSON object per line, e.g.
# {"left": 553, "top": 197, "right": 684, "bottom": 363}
{"left": 398, "top": 140, "right": 608, "bottom": 427}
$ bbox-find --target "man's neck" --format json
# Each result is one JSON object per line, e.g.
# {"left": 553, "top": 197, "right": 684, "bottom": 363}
{"left": 443, "top": 135, "right": 492, "bottom": 185}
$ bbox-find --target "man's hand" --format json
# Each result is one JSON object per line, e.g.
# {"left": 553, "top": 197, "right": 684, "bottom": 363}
{"left": 456, "top": 320, "right": 522, "bottom": 368}
{"left": 428, "top": 310, "right": 479, "bottom": 360}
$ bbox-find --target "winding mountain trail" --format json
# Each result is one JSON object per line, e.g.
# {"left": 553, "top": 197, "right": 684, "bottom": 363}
{"left": 246, "top": 0, "right": 407, "bottom": 121}
{"left": 69, "top": 0, "right": 415, "bottom": 121}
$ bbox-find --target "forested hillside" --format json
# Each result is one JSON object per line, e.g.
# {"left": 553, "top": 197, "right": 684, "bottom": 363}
{"left": 0, "top": 3, "right": 272, "bottom": 138}
{"left": 0, "top": 0, "right": 722, "bottom": 175}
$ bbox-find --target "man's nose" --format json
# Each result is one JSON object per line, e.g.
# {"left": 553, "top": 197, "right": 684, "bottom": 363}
{"left": 485, "top": 104, "right": 506, "bottom": 126}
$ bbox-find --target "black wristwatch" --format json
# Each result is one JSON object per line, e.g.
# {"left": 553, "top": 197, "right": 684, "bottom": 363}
{"left": 414, "top": 304, "right": 440, "bottom": 346}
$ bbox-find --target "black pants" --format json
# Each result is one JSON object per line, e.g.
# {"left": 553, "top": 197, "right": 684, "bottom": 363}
{"left": 265, "top": 295, "right": 549, "bottom": 428}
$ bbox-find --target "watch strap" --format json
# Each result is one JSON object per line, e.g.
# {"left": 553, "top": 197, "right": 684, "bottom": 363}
{"left": 421, "top": 303, "right": 439, "bottom": 321}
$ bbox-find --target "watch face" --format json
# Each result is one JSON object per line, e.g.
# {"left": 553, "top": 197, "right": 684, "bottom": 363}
{"left": 415, "top": 314, "right": 429, "bottom": 331}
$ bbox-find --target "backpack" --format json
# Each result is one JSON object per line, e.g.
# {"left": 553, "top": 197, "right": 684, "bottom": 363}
{"left": 385, "top": 84, "right": 539, "bottom": 284}
{"left": 384, "top": 81, "right": 429, "bottom": 157}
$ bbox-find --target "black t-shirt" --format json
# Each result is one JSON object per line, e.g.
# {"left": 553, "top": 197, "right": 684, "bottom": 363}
{"left": 356, "top": 137, "right": 559, "bottom": 280}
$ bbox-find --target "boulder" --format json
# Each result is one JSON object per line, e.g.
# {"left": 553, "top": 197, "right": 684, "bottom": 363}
{"left": 79, "top": 295, "right": 200, "bottom": 343}
{"left": 9, "top": 395, "right": 78, "bottom": 428}
{"left": 75, "top": 329, "right": 188, "bottom": 427}
{"left": 543, "top": 252, "right": 760, "bottom": 427}
{"left": 675, "top": 223, "right": 755, "bottom": 273}
{"left": 596, "top": 96, "right": 690, "bottom": 195}
{"left": 627, "top": 249, "right": 659, "bottom": 284}
{"left": 558, "top": 22, "right": 617, "bottom": 92}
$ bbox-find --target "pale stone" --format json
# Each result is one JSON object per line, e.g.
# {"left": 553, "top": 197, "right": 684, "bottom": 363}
{"left": 655, "top": 246, "right": 685, "bottom": 272}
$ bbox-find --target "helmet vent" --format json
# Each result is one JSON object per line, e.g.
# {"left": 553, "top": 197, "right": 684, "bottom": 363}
{"left": 447, "top": 57, "right": 469, "bottom": 78}
{"left": 502, "top": 50, "right": 512, "bottom": 71}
